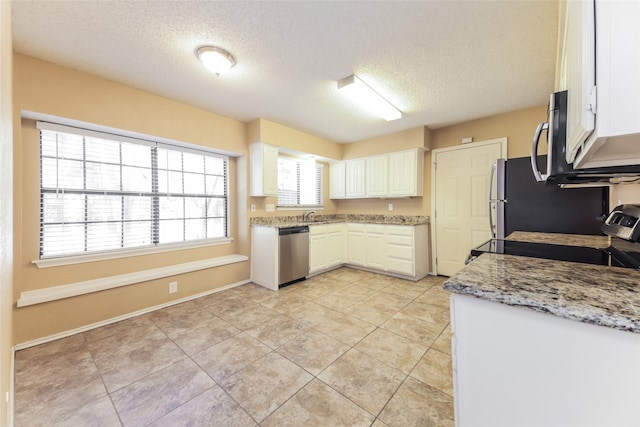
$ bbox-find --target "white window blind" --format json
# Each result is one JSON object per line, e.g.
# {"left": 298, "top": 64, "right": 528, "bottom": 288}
{"left": 38, "top": 122, "right": 228, "bottom": 258}
{"left": 277, "top": 156, "right": 323, "bottom": 208}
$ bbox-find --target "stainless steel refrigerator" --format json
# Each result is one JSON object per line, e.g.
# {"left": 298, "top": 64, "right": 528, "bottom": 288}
{"left": 488, "top": 156, "right": 609, "bottom": 239}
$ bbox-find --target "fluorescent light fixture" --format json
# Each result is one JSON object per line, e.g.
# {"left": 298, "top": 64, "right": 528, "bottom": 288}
{"left": 196, "top": 46, "right": 236, "bottom": 76}
{"left": 337, "top": 74, "right": 402, "bottom": 121}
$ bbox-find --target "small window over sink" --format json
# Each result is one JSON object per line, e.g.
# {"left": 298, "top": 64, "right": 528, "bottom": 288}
{"left": 277, "top": 156, "right": 323, "bottom": 209}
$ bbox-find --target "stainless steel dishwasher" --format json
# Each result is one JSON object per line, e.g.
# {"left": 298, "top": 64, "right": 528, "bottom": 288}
{"left": 278, "top": 226, "right": 309, "bottom": 286}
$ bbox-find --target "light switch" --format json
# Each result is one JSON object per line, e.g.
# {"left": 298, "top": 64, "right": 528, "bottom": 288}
{"left": 251, "top": 204, "right": 256, "bottom": 212}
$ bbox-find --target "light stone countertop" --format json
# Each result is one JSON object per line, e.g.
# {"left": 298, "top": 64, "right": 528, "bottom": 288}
{"left": 251, "top": 214, "right": 429, "bottom": 228}
{"left": 444, "top": 249, "right": 640, "bottom": 334}
{"left": 506, "top": 231, "right": 611, "bottom": 249}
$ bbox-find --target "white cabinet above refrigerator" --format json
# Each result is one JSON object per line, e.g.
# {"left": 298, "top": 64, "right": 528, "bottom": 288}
{"left": 557, "top": 0, "right": 640, "bottom": 169}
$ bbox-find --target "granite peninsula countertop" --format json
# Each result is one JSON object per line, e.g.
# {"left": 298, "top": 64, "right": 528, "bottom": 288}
{"left": 251, "top": 214, "right": 429, "bottom": 228}
{"left": 444, "top": 232, "right": 640, "bottom": 334}
{"left": 506, "top": 231, "right": 611, "bottom": 249}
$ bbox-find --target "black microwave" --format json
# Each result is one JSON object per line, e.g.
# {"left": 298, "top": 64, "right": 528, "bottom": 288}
{"left": 530, "top": 90, "right": 640, "bottom": 186}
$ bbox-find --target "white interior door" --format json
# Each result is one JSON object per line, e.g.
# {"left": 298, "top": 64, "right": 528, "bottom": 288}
{"left": 432, "top": 138, "right": 506, "bottom": 277}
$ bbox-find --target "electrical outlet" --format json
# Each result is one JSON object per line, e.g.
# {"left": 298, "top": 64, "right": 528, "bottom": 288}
{"left": 266, "top": 204, "right": 275, "bottom": 212}
{"left": 251, "top": 204, "right": 256, "bottom": 212}
{"left": 169, "top": 281, "right": 178, "bottom": 294}
{"left": 388, "top": 203, "right": 393, "bottom": 211}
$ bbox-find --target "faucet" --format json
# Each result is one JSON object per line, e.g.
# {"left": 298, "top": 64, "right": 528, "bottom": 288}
{"left": 302, "top": 210, "right": 316, "bottom": 222}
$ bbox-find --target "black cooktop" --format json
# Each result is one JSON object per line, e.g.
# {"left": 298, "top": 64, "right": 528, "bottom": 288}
{"left": 470, "top": 239, "right": 640, "bottom": 269}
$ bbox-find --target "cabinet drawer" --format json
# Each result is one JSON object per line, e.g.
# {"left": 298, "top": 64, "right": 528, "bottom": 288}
{"left": 326, "top": 223, "right": 344, "bottom": 233}
{"left": 386, "top": 226, "right": 414, "bottom": 237}
{"left": 386, "top": 234, "right": 413, "bottom": 246}
{"left": 386, "top": 258, "right": 414, "bottom": 276}
{"left": 348, "top": 223, "right": 366, "bottom": 232}
{"left": 387, "top": 244, "right": 413, "bottom": 261}
{"left": 309, "top": 225, "right": 327, "bottom": 235}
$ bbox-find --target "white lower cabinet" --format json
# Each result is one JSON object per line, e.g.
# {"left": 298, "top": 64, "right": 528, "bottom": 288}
{"left": 250, "top": 226, "right": 279, "bottom": 290}
{"left": 309, "top": 224, "right": 345, "bottom": 275}
{"left": 256, "top": 223, "right": 428, "bottom": 287}
{"left": 347, "top": 224, "right": 367, "bottom": 266}
{"left": 346, "top": 223, "right": 428, "bottom": 280}
{"left": 385, "top": 225, "right": 416, "bottom": 276}
{"left": 309, "top": 225, "right": 328, "bottom": 275}
{"left": 451, "top": 294, "right": 640, "bottom": 426}
{"left": 365, "top": 224, "right": 386, "bottom": 270}
{"left": 326, "top": 225, "right": 344, "bottom": 268}
{"left": 310, "top": 223, "right": 429, "bottom": 279}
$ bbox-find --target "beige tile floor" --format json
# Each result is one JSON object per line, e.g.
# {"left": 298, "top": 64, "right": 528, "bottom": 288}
{"left": 14, "top": 267, "right": 454, "bottom": 426}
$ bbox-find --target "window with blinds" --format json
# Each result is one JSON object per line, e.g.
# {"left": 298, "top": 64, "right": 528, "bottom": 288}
{"left": 38, "top": 122, "right": 228, "bottom": 258}
{"left": 277, "top": 156, "right": 323, "bottom": 208}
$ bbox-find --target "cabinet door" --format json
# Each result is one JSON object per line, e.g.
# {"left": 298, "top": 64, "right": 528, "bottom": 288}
{"left": 561, "top": 0, "right": 595, "bottom": 164}
{"left": 250, "top": 143, "right": 278, "bottom": 197}
{"left": 325, "top": 224, "right": 344, "bottom": 267}
{"left": 329, "top": 162, "right": 346, "bottom": 199}
{"left": 389, "top": 150, "right": 423, "bottom": 197}
{"left": 366, "top": 155, "right": 388, "bottom": 197}
{"left": 326, "top": 231, "right": 343, "bottom": 268}
{"left": 262, "top": 144, "right": 279, "bottom": 196}
{"left": 346, "top": 159, "right": 366, "bottom": 198}
{"left": 309, "top": 226, "right": 328, "bottom": 274}
{"left": 571, "top": 1, "right": 640, "bottom": 169}
{"left": 365, "top": 225, "right": 386, "bottom": 269}
{"left": 347, "top": 225, "right": 367, "bottom": 266}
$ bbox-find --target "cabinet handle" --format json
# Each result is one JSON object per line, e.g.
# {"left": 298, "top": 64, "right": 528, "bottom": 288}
{"left": 531, "top": 122, "right": 549, "bottom": 182}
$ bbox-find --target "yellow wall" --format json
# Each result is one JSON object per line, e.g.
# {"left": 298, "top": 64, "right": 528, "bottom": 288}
{"left": 342, "top": 126, "right": 431, "bottom": 159}
{"left": 430, "top": 104, "right": 547, "bottom": 157}
{"left": 12, "top": 53, "right": 547, "bottom": 346}
{"left": 246, "top": 118, "right": 341, "bottom": 218}
{"left": 336, "top": 105, "right": 547, "bottom": 216}
{"left": 12, "top": 54, "right": 348, "bottom": 345}
{"left": 248, "top": 118, "right": 342, "bottom": 160}
{"left": 13, "top": 54, "right": 254, "bottom": 345}
{"left": 1, "top": 2, "right": 13, "bottom": 424}
{"left": 610, "top": 184, "right": 640, "bottom": 207}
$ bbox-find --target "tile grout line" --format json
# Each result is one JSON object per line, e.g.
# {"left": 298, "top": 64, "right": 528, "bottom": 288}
{"left": 15, "top": 269, "right": 452, "bottom": 425}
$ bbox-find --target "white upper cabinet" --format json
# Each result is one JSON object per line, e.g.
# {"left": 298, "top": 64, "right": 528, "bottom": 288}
{"left": 249, "top": 142, "right": 278, "bottom": 197}
{"left": 329, "top": 162, "right": 346, "bottom": 199}
{"left": 346, "top": 159, "right": 366, "bottom": 198}
{"left": 389, "top": 149, "right": 424, "bottom": 197}
{"left": 559, "top": 0, "right": 640, "bottom": 169}
{"left": 365, "top": 155, "right": 389, "bottom": 197}
{"left": 328, "top": 149, "right": 424, "bottom": 199}
{"left": 558, "top": 0, "right": 595, "bottom": 164}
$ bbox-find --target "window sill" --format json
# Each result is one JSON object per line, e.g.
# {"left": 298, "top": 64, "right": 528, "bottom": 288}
{"left": 19, "top": 253, "right": 248, "bottom": 307}
{"left": 33, "top": 237, "right": 233, "bottom": 269}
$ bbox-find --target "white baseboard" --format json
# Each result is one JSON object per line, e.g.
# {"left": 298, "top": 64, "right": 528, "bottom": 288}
{"left": 7, "top": 347, "right": 14, "bottom": 427}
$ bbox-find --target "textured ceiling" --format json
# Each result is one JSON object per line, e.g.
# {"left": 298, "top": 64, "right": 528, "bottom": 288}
{"left": 12, "top": 0, "right": 558, "bottom": 143}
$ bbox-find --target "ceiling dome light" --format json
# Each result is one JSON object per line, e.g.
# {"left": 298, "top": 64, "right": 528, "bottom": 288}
{"left": 196, "top": 46, "right": 236, "bottom": 76}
